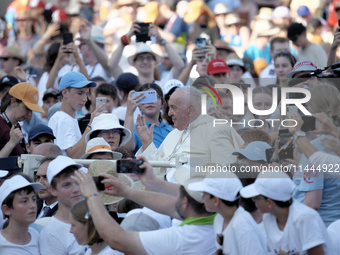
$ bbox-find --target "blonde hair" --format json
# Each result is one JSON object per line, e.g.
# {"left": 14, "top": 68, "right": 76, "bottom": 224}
{"left": 70, "top": 200, "right": 104, "bottom": 245}
{"left": 308, "top": 83, "right": 340, "bottom": 126}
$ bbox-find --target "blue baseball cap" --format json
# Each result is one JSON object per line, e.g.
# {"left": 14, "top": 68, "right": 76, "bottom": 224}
{"left": 232, "top": 141, "right": 271, "bottom": 162}
{"left": 59, "top": 72, "right": 96, "bottom": 92}
{"left": 297, "top": 5, "right": 310, "bottom": 17}
{"left": 28, "top": 124, "right": 55, "bottom": 141}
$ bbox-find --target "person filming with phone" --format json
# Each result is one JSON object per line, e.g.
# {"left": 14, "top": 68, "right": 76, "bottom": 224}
{"left": 109, "top": 22, "right": 184, "bottom": 88}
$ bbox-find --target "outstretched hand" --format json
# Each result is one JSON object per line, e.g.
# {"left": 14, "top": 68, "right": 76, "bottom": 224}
{"left": 136, "top": 114, "right": 155, "bottom": 150}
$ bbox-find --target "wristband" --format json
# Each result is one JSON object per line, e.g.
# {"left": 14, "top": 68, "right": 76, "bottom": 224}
{"left": 86, "top": 124, "right": 92, "bottom": 131}
{"left": 85, "top": 193, "right": 98, "bottom": 200}
{"left": 121, "top": 34, "right": 131, "bottom": 46}
{"left": 77, "top": 58, "right": 83, "bottom": 64}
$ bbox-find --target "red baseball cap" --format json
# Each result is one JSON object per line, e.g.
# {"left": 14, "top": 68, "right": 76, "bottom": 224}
{"left": 207, "top": 58, "right": 231, "bottom": 74}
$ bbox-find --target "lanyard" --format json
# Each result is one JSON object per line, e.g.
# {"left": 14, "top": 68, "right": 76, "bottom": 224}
{"left": 2, "top": 112, "right": 28, "bottom": 154}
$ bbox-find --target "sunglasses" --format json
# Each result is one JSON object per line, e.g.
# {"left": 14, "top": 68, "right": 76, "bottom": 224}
{"left": 1, "top": 57, "right": 14, "bottom": 61}
{"left": 216, "top": 234, "right": 224, "bottom": 255}
{"left": 212, "top": 72, "right": 227, "bottom": 78}
{"left": 135, "top": 56, "right": 155, "bottom": 62}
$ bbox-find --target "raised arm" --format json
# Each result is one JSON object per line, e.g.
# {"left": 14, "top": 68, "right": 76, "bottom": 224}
{"left": 79, "top": 22, "right": 112, "bottom": 77}
{"left": 149, "top": 24, "right": 185, "bottom": 79}
{"left": 327, "top": 27, "right": 340, "bottom": 69}
{"left": 72, "top": 170, "right": 147, "bottom": 255}
{"left": 123, "top": 91, "right": 144, "bottom": 151}
{"left": 108, "top": 22, "right": 140, "bottom": 78}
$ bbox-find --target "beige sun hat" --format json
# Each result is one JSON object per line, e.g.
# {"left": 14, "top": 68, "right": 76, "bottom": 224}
{"left": 127, "top": 43, "right": 162, "bottom": 66}
{"left": 85, "top": 113, "right": 132, "bottom": 146}
{"left": 81, "top": 137, "right": 123, "bottom": 159}
{"left": 225, "top": 13, "right": 245, "bottom": 26}
{"left": 254, "top": 20, "right": 280, "bottom": 37}
{"left": 87, "top": 161, "right": 133, "bottom": 205}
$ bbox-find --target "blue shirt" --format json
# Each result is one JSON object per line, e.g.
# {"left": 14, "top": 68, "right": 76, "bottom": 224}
{"left": 293, "top": 135, "right": 340, "bottom": 227}
{"left": 133, "top": 120, "right": 173, "bottom": 154}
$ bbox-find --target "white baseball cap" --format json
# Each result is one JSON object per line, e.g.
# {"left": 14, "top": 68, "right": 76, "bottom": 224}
{"left": 232, "top": 141, "right": 271, "bottom": 162}
{"left": 287, "top": 58, "right": 317, "bottom": 79}
{"left": 240, "top": 171, "right": 296, "bottom": 201}
{"left": 188, "top": 171, "right": 242, "bottom": 202}
{"left": 0, "top": 175, "right": 43, "bottom": 206}
{"left": 173, "top": 165, "right": 206, "bottom": 203}
{"left": 0, "top": 170, "right": 9, "bottom": 178}
{"left": 47, "top": 156, "right": 83, "bottom": 184}
{"left": 163, "top": 79, "right": 184, "bottom": 96}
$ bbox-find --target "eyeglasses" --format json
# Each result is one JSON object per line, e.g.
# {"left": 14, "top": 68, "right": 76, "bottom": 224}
{"left": 135, "top": 56, "right": 155, "bottom": 62}
{"left": 99, "top": 129, "right": 122, "bottom": 136}
{"left": 216, "top": 234, "right": 224, "bottom": 255}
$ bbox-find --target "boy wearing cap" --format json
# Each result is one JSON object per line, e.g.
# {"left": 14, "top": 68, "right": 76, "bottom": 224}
{"left": 48, "top": 71, "right": 98, "bottom": 159}
{"left": 0, "top": 175, "right": 43, "bottom": 253}
{"left": 240, "top": 171, "right": 335, "bottom": 255}
{"left": 207, "top": 58, "right": 231, "bottom": 85}
{"left": 26, "top": 124, "right": 56, "bottom": 153}
{"left": 188, "top": 173, "right": 267, "bottom": 255}
{"left": 39, "top": 155, "right": 86, "bottom": 255}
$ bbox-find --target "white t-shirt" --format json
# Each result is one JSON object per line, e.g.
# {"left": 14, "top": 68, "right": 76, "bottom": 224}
{"left": 39, "top": 216, "right": 86, "bottom": 255}
{"left": 0, "top": 227, "right": 40, "bottom": 254}
{"left": 111, "top": 106, "right": 141, "bottom": 122}
{"left": 139, "top": 224, "right": 216, "bottom": 255}
{"left": 263, "top": 202, "right": 335, "bottom": 255}
{"left": 327, "top": 219, "right": 340, "bottom": 254}
{"left": 48, "top": 111, "right": 81, "bottom": 155}
{"left": 86, "top": 63, "right": 114, "bottom": 84}
{"left": 84, "top": 245, "right": 123, "bottom": 255}
{"left": 214, "top": 207, "right": 268, "bottom": 255}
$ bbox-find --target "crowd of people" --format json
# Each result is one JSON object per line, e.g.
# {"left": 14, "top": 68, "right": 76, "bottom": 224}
{"left": 1, "top": 0, "right": 340, "bottom": 254}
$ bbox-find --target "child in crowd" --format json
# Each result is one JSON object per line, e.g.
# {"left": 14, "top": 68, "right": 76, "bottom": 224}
{"left": 0, "top": 175, "right": 43, "bottom": 253}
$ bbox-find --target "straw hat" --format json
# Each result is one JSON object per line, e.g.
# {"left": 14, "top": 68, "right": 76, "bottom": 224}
{"left": 254, "top": 20, "right": 280, "bottom": 37}
{"left": 0, "top": 47, "right": 26, "bottom": 64}
{"left": 87, "top": 161, "right": 133, "bottom": 205}
{"left": 184, "top": 0, "right": 214, "bottom": 24}
{"left": 143, "top": 1, "right": 159, "bottom": 23}
{"left": 81, "top": 137, "right": 123, "bottom": 159}
{"left": 254, "top": 7, "right": 273, "bottom": 20}
{"left": 127, "top": 43, "right": 162, "bottom": 65}
{"left": 224, "top": 13, "right": 245, "bottom": 26}
{"left": 213, "top": 3, "right": 230, "bottom": 15}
